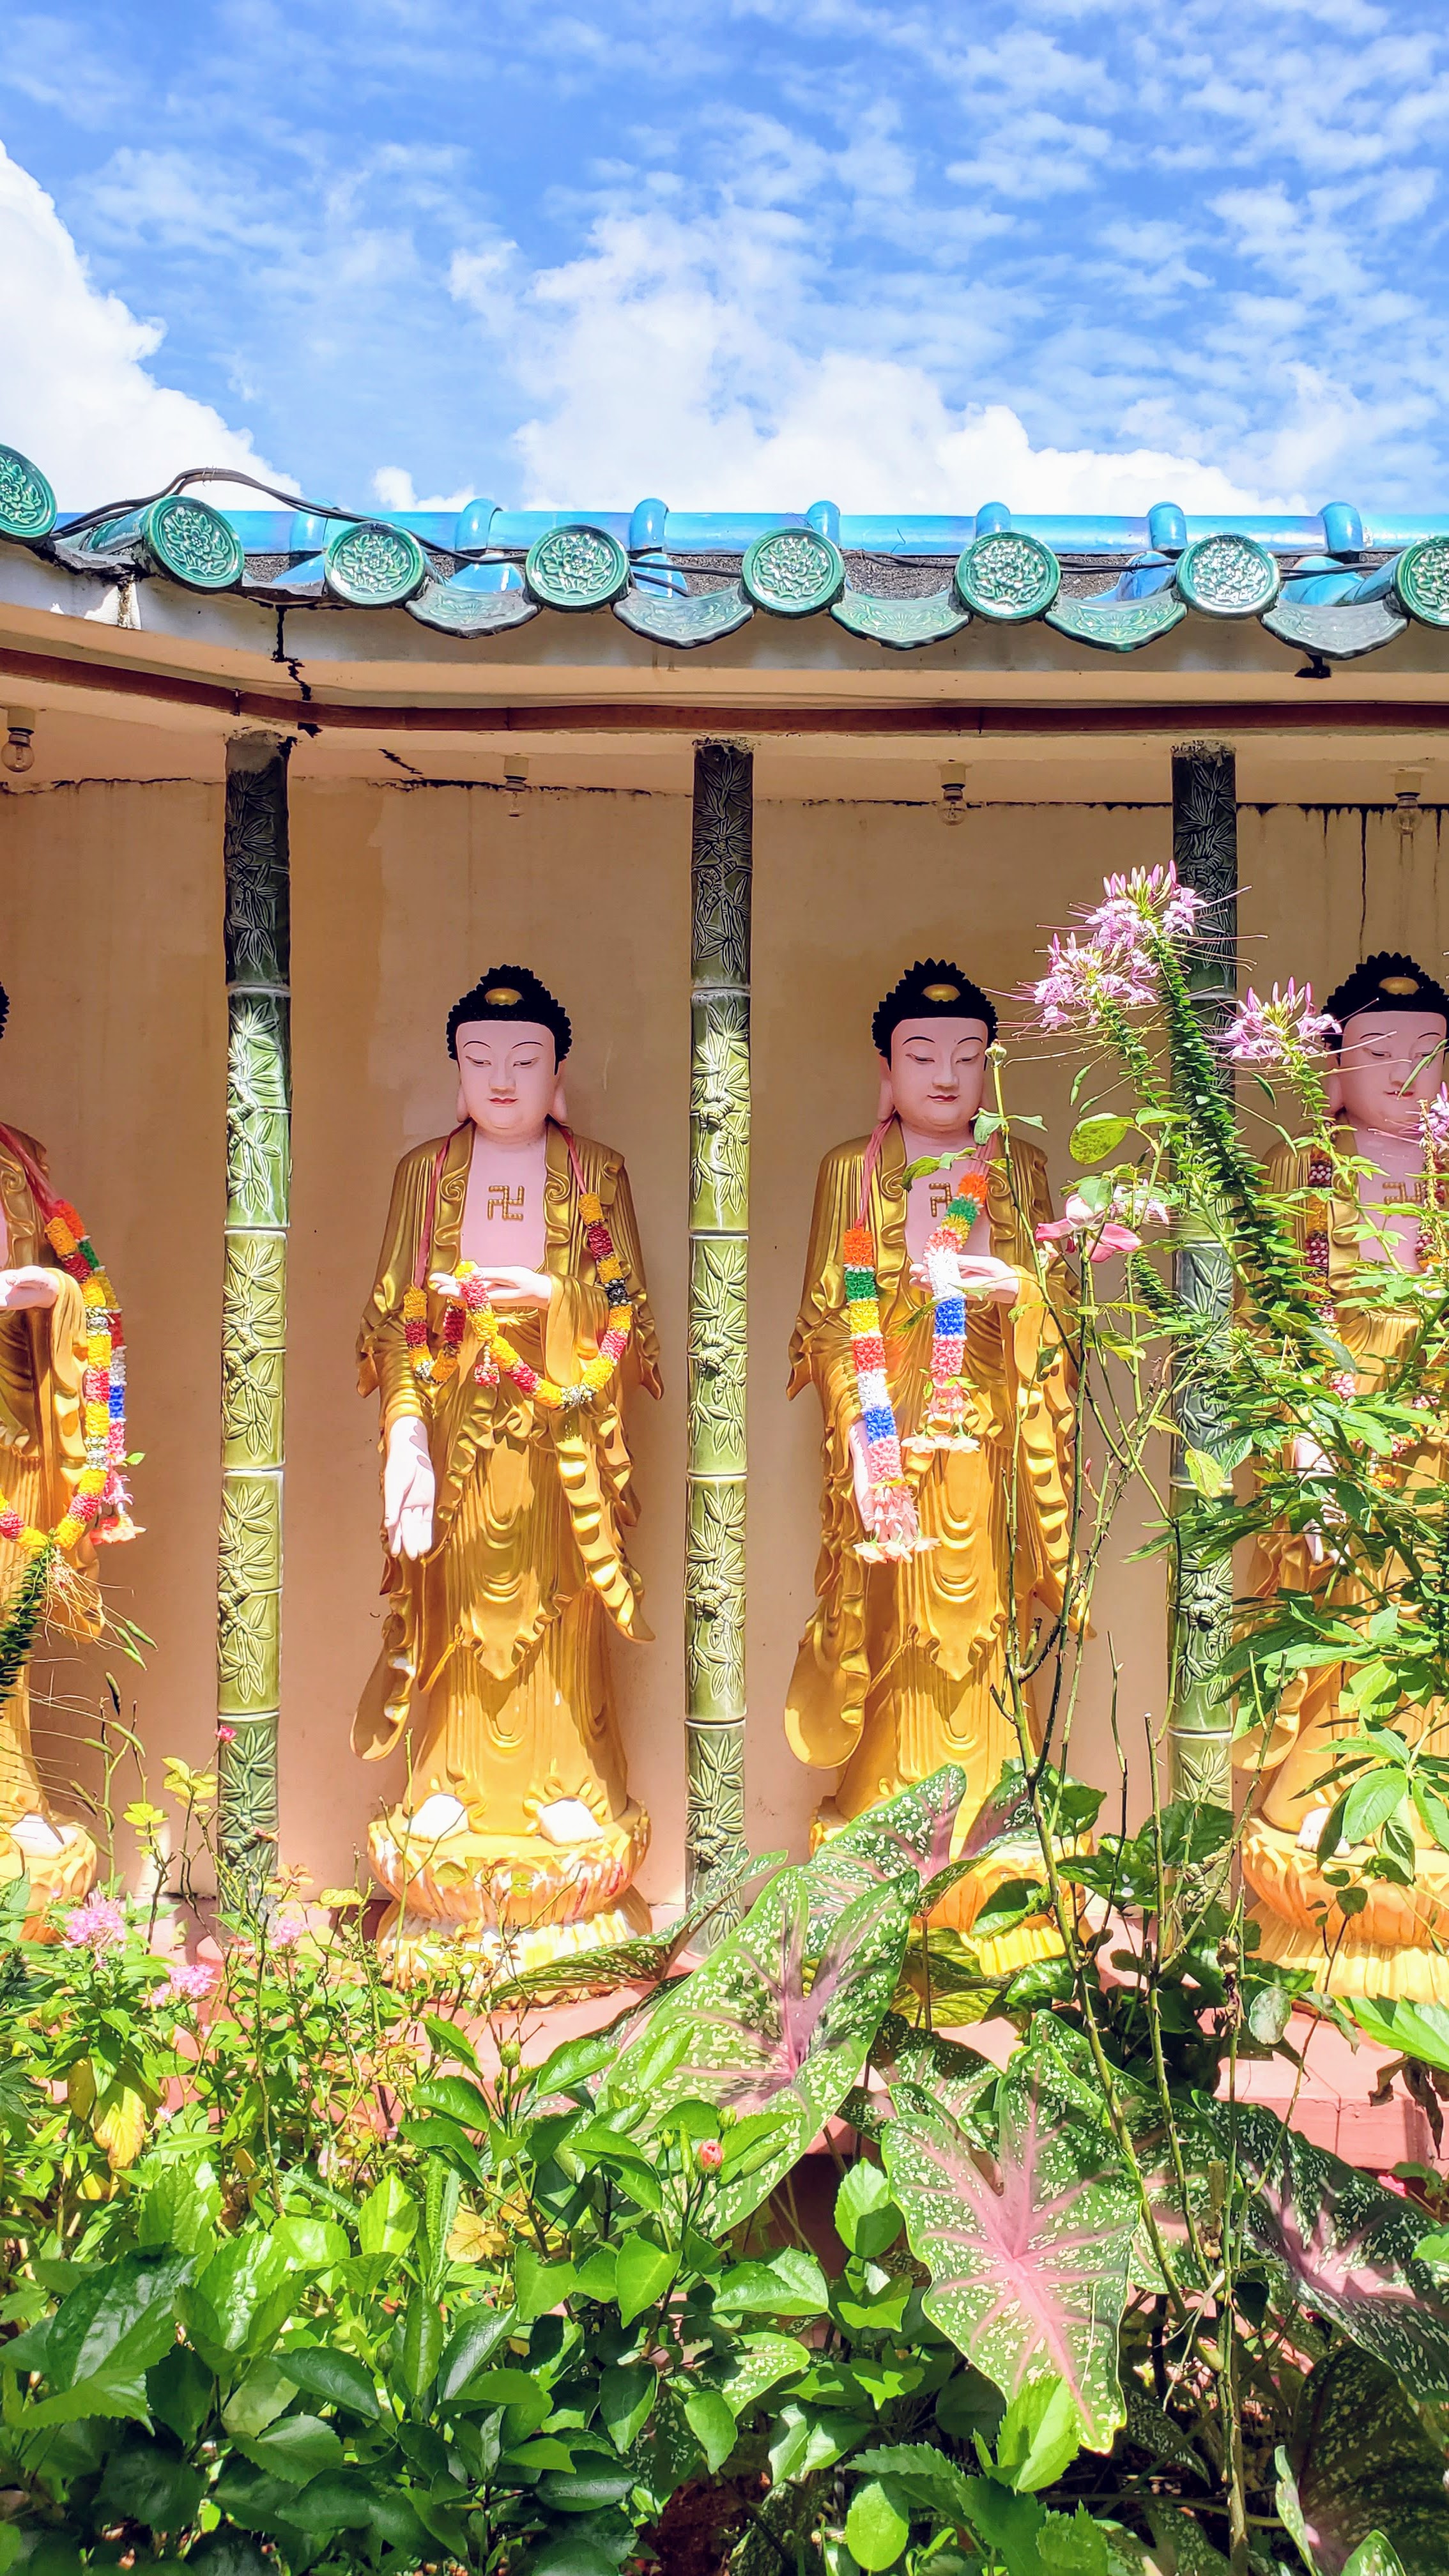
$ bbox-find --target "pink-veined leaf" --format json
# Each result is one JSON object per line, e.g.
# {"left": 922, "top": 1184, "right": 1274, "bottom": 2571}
{"left": 881, "top": 2019, "right": 1133, "bottom": 2450}
{"left": 1278, "top": 2347, "right": 1448, "bottom": 2575}
{"left": 611, "top": 1866, "right": 913, "bottom": 2228}
{"left": 804, "top": 1767, "right": 969, "bottom": 1946}
{"left": 1206, "top": 2104, "right": 1449, "bottom": 2395}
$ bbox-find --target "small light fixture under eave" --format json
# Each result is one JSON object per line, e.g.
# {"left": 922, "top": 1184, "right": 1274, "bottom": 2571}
{"left": 503, "top": 755, "right": 529, "bottom": 820}
{"left": 1, "top": 707, "right": 36, "bottom": 775}
{"left": 1395, "top": 766, "right": 1425, "bottom": 847}
{"left": 940, "top": 759, "right": 968, "bottom": 824}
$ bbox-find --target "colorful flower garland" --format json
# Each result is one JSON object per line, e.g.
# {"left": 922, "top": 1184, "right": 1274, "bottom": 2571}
{"left": 404, "top": 1190, "right": 634, "bottom": 1414}
{"left": 843, "top": 1167, "right": 990, "bottom": 1560}
{"left": 0, "top": 1202, "right": 131, "bottom": 1558}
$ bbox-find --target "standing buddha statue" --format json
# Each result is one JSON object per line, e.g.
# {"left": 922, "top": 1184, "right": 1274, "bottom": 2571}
{"left": 355, "top": 967, "right": 661, "bottom": 1966}
{"left": 0, "top": 978, "right": 135, "bottom": 1913}
{"left": 785, "top": 962, "right": 1077, "bottom": 1963}
{"left": 1240, "top": 951, "right": 1449, "bottom": 2001}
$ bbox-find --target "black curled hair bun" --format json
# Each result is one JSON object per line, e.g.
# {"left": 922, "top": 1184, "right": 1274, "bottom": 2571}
{"left": 1324, "top": 951, "right": 1449, "bottom": 1050}
{"left": 446, "top": 965, "right": 572, "bottom": 1063}
{"left": 871, "top": 959, "right": 997, "bottom": 1055}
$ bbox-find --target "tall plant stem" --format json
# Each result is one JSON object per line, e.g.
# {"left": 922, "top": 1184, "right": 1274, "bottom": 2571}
{"left": 1167, "top": 740, "right": 1239, "bottom": 1811}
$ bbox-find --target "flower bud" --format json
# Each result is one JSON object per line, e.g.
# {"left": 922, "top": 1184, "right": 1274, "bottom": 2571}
{"left": 696, "top": 2137, "right": 724, "bottom": 2172}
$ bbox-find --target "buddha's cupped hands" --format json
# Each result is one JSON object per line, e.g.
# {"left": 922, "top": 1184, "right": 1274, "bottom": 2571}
{"left": 429, "top": 1265, "right": 552, "bottom": 1310}
{"left": 0, "top": 1267, "right": 59, "bottom": 1312}
{"left": 909, "top": 1248, "right": 1018, "bottom": 1305}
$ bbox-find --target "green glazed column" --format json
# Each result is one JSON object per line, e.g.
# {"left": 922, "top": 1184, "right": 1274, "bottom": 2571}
{"left": 217, "top": 732, "right": 293, "bottom": 1898}
{"left": 1167, "top": 740, "right": 1238, "bottom": 1810}
{"left": 686, "top": 741, "right": 753, "bottom": 1913}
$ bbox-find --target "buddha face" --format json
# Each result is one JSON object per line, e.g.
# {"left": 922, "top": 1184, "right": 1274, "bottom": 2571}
{"left": 886, "top": 1016, "right": 990, "bottom": 1141}
{"left": 1331, "top": 1009, "right": 1448, "bottom": 1138}
{"left": 454, "top": 1018, "right": 557, "bottom": 1142}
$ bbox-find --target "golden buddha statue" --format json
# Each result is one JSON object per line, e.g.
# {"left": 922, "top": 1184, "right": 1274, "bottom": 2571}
{"left": 0, "top": 985, "right": 130, "bottom": 1912}
{"left": 1239, "top": 951, "right": 1449, "bottom": 2002}
{"left": 785, "top": 961, "right": 1077, "bottom": 1968}
{"left": 355, "top": 966, "right": 660, "bottom": 1966}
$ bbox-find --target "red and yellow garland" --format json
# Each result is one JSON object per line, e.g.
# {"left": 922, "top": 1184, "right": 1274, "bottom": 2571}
{"left": 402, "top": 1188, "right": 634, "bottom": 1414}
{"left": 0, "top": 1201, "right": 132, "bottom": 1558}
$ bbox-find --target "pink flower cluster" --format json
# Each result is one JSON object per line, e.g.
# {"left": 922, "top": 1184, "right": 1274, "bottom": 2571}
{"left": 1038, "top": 1186, "right": 1171, "bottom": 1262}
{"left": 1032, "top": 864, "right": 1197, "bottom": 1032}
{"left": 150, "top": 1958, "right": 218, "bottom": 2007}
{"left": 62, "top": 1893, "right": 126, "bottom": 1954}
{"left": 1422, "top": 1086, "right": 1449, "bottom": 1156}
{"left": 1223, "top": 982, "right": 1338, "bottom": 1066}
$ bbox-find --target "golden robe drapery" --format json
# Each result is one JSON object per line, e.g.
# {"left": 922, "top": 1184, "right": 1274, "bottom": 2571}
{"left": 1239, "top": 1131, "right": 1449, "bottom": 2000}
{"left": 785, "top": 1120, "right": 1076, "bottom": 1830}
{"left": 0, "top": 1126, "right": 102, "bottom": 1883}
{"left": 355, "top": 1123, "right": 660, "bottom": 1874}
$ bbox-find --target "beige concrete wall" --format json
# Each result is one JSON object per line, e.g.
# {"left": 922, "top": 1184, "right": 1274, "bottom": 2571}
{"left": 3, "top": 774, "right": 1448, "bottom": 1895}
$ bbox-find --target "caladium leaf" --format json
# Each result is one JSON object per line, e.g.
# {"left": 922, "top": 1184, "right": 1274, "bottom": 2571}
{"left": 803, "top": 1768, "right": 969, "bottom": 1945}
{"left": 611, "top": 1866, "right": 912, "bottom": 2227}
{"left": 870, "top": 2011, "right": 1000, "bottom": 2135}
{"left": 881, "top": 2017, "right": 1134, "bottom": 2449}
{"left": 489, "top": 1848, "right": 787, "bottom": 2005}
{"left": 1278, "top": 2347, "right": 1448, "bottom": 2575}
{"left": 1203, "top": 2103, "right": 1449, "bottom": 2394}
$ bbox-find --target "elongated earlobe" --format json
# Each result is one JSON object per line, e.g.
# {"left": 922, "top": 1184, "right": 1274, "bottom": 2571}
{"left": 456, "top": 1083, "right": 468, "bottom": 1124}
{"left": 877, "top": 1059, "right": 895, "bottom": 1123}
{"left": 1326, "top": 1069, "right": 1344, "bottom": 1116}
{"left": 552, "top": 1080, "right": 569, "bottom": 1124}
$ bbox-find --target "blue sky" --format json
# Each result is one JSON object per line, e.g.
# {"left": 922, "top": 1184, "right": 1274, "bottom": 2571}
{"left": 3, "top": 0, "right": 1448, "bottom": 513}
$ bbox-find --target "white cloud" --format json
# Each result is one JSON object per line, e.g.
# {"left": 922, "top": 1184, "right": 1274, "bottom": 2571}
{"left": 452, "top": 206, "right": 1286, "bottom": 512}
{"left": 0, "top": 141, "right": 285, "bottom": 506}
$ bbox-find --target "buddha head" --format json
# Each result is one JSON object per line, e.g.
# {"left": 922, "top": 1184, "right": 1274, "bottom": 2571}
{"left": 873, "top": 959, "right": 997, "bottom": 1144}
{"left": 1324, "top": 952, "right": 1449, "bottom": 1138}
{"left": 447, "top": 965, "right": 571, "bottom": 1141}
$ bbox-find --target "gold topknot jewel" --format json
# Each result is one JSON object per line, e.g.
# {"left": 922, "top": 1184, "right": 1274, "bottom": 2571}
{"left": 484, "top": 985, "right": 522, "bottom": 1006}
{"left": 922, "top": 981, "right": 961, "bottom": 1003}
{"left": 1379, "top": 975, "right": 1421, "bottom": 995}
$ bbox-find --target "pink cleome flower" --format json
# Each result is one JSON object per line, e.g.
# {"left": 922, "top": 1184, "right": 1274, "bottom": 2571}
{"left": 1422, "top": 1085, "right": 1449, "bottom": 1155}
{"left": 1223, "top": 982, "right": 1338, "bottom": 1066}
{"left": 270, "top": 1905, "right": 310, "bottom": 1952}
{"left": 1085, "top": 861, "right": 1199, "bottom": 955}
{"left": 63, "top": 1894, "right": 127, "bottom": 1954}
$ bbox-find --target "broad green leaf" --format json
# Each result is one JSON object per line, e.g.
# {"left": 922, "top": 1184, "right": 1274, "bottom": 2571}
{"left": 835, "top": 2161, "right": 903, "bottom": 2259}
{"left": 398, "top": 2289, "right": 443, "bottom": 2398}
{"left": 713, "top": 2250, "right": 830, "bottom": 2317}
{"left": 1069, "top": 1116, "right": 1133, "bottom": 1164}
{"left": 1340, "top": 1770, "right": 1407, "bottom": 1844}
{"left": 537, "top": 2464, "right": 637, "bottom": 2513}
{"left": 356, "top": 2170, "right": 417, "bottom": 2256}
{"left": 993, "top": 2375, "right": 1084, "bottom": 2494}
{"left": 237, "top": 2412, "right": 345, "bottom": 2485}
{"left": 284, "top": 2469, "right": 377, "bottom": 2532}
{"left": 845, "top": 2480, "right": 910, "bottom": 2571}
{"left": 275, "top": 2341, "right": 380, "bottom": 2419}
{"left": 435, "top": 2302, "right": 514, "bottom": 2400}
{"left": 882, "top": 2020, "right": 1133, "bottom": 2449}
{"left": 95, "top": 2437, "right": 204, "bottom": 2533}
{"left": 146, "top": 2342, "right": 213, "bottom": 2447}
{"left": 963, "top": 2478, "right": 1046, "bottom": 2576}
{"left": 7, "top": 2251, "right": 192, "bottom": 2394}
{"left": 613, "top": 1865, "right": 913, "bottom": 2228}
{"left": 683, "top": 2387, "right": 738, "bottom": 2472}
{"left": 615, "top": 2235, "right": 678, "bottom": 2326}
{"left": 705, "top": 2330, "right": 809, "bottom": 2419}
{"left": 1344, "top": 2543, "right": 1410, "bottom": 2576}
{"left": 1037, "top": 2508, "right": 1111, "bottom": 2574}
{"left": 770, "top": 2401, "right": 871, "bottom": 2481}
{"left": 852, "top": 2442, "right": 977, "bottom": 2528}
{"left": 600, "top": 2361, "right": 656, "bottom": 2451}
{"left": 514, "top": 2246, "right": 578, "bottom": 2321}
{"left": 411, "top": 2073, "right": 493, "bottom": 2128}
{"left": 1346, "top": 1996, "right": 1449, "bottom": 2078}
{"left": 1284, "top": 2348, "right": 1449, "bottom": 2575}
{"left": 183, "top": 2233, "right": 298, "bottom": 2363}
{"left": 274, "top": 2216, "right": 348, "bottom": 2270}
{"left": 529, "top": 2542, "right": 618, "bottom": 2576}
{"left": 221, "top": 2356, "right": 296, "bottom": 2435}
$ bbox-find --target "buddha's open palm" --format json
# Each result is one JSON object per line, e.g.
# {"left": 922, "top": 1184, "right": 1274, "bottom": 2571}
{"left": 385, "top": 1417, "right": 436, "bottom": 1559}
{"left": 429, "top": 1265, "right": 551, "bottom": 1310}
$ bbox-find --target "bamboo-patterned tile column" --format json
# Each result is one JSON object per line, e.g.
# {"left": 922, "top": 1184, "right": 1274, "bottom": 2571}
{"left": 217, "top": 731, "right": 292, "bottom": 1899}
{"left": 1166, "top": 738, "right": 1238, "bottom": 1811}
{"left": 685, "top": 740, "right": 752, "bottom": 1915}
